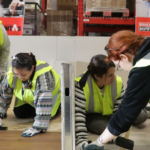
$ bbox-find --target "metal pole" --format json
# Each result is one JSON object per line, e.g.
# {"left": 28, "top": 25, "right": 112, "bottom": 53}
{"left": 61, "top": 62, "right": 75, "bottom": 150}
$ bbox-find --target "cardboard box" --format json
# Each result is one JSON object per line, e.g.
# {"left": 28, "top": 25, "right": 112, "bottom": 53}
{"left": 116, "top": 0, "right": 126, "bottom": 8}
{"left": 86, "top": 0, "right": 126, "bottom": 9}
{"left": 49, "top": 0, "right": 57, "bottom": 10}
{"left": 57, "top": 0, "right": 77, "bottom": 6}
{"left": 47, "top": 0, "right": 52, "bottom": 9}
{"left": 47, "top": 10, "right": 73, "bottom": 36}
{"left": 57, "top": 0, "right": 77, "bottom": 18}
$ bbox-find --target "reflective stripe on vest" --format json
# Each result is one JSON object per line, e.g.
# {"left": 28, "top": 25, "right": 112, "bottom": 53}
{"left": 0, "top": 21, "right": 4, "bottom": 47}
{"left": 7, "top": 60, "right": 61, "bottom": 117}
{"left": 132, "top": 52, "right": 150, "bottom": 103}
{"left": 75, "top": 74, "right": 122, "bottom": 115}
{"left": 132, "top": 52, "right": 150, "bottom": 69}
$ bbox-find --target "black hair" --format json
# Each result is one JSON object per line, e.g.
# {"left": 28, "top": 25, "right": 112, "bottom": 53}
{"left": 89, "top": 54, "right": 115, "bottom": 80}
{"left": 12, "top": 52, "right": 36, "bottom": 88}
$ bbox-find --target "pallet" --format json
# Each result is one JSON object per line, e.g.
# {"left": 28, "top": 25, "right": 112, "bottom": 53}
{"left": 85, "top": 8, "right": 129, "bottom": 17}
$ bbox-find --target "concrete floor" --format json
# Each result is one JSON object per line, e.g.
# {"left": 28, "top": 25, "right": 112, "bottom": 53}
{"left": 2, "top": 97, "right": 61, "bottom": 132}
{"left": 3, "top": 97, "right": 150, "bottom": 150}
{"left": 88, "top": 117, "right": 150, "bottom": 150}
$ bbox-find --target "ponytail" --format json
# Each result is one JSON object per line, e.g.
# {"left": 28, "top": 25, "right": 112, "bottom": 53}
{"left": 25, "top": 53, "right": 36, "bottom": 89}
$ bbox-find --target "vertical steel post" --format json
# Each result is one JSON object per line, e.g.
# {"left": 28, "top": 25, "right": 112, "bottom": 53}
{"left": 61, "top": 62, "right": 75, "bottom": 150}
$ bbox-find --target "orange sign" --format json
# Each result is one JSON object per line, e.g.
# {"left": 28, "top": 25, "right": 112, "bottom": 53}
{"left": 0, "top": 17, "right": 24, "bottom": 35}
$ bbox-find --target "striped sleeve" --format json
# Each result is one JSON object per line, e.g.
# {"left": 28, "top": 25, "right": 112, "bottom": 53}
{"left": 33, "top": 70, "right": 55, "bottom": 132}
{"left": 75, "top": 82, "right": 88, "bottom": 146}
{"left": 113, "top": 84, "right": 125, "bottom": 113}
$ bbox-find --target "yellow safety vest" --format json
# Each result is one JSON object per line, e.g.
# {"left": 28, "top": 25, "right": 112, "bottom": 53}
{"left": 75, "top": 74, "right": 122, "bottom": 115}
{"left": 0, "top": 21, "right": 4, "bottom": 47}
{"left": 7, "top": 60, "right": 61, "bottom": 117}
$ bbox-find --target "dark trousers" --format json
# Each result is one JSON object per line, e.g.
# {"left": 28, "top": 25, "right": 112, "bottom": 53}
{"left": 13, "top": 104, "right": 61, "bottom": 119}
{"left": 13, "top": 104, "right": 36, "bottom": 118}
{"left": 86, "top": 109, "right": 148, "bottom": 135}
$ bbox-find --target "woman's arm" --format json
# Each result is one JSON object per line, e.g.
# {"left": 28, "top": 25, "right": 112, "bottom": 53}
{"left": 75, "top": 82, "right": 88, "bottom": 146}
{"left": 0, "top": 24, "right": 10, "bottom": 72}
{"left": 113, "top": 84, "right": 125, "bottom": 113}
{"left": 0, "top": 75, "right": 13, "bottom": 115}
{"left": 32, "top": 71, "right": 55, "bottom": 132}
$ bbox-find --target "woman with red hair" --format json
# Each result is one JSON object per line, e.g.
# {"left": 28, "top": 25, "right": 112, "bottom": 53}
{"left": 86, "top": 30, "right": 150, "bottom": 149}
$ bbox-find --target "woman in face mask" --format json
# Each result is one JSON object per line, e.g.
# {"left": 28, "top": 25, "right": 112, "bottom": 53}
{"left": 0, "top": 52, "right": 61, "bottom": 137}
{"left": 85, "top": 30, "right": 150, "bottom": 150}
{"left": 75, "top": 54, "right": 148, "bottom": 150}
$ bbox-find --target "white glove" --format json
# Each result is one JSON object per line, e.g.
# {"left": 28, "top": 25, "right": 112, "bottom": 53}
{"left": 76, "top": 141, "right": 88, "bottom": 150}
{"left": 21, "top": 127, "right": 41, "bottom": 137}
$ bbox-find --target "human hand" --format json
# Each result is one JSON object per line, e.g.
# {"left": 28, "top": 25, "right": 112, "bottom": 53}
{"left": 21, "top": 127, "right": 41, "bottom": 137}
{"left": 84, "top": 136, "right": 104, "bottom": 150}
{"left": 10, "top": 0, "right": 24, "bottom": 9}
{"left": 76, "top": 141, "right": 88, "bottom": 150}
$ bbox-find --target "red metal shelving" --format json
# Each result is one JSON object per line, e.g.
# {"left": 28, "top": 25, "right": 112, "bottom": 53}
{"left": 78, "top": 0, "right": 135, "bottom": 36}
{"left": 42, "top": 0, "right": 46, "bottom": 29}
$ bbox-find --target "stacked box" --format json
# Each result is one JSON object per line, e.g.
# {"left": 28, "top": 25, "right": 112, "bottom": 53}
{"left": 86, "top": 0, "right": 126, "bottom": 9}
{"left": 47, "top": 10, "right": 73, "bottom": 36}
{"left": 57, "top": 0, "right": 78, "bottom": 18}
{"left": 47, "top": 0, "right": 52, "bottom": 9}
{"left": 116, "top": 0, "right": 126, "bottom": 8}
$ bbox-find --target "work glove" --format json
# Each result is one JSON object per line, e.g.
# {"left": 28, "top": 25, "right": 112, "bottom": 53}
{"left": 21, "top": 127, "right": 41, "bottom": 137}
{"left": 76, "top": 141, "right": 88, "bottom": 150}
{"left": 84, "top": 136, "right": 104, "bottom": 150}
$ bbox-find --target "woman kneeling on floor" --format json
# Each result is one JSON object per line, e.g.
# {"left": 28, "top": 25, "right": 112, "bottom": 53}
{"left": 0, "top": 52, "right": 61, "bottom": 137}
{"left": 75, "top": 54, "right": 148, "bottom": 150}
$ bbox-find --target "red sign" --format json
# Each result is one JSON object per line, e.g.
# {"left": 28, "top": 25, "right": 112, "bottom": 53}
{"left": 136, "top": 17, "right": 150, "bottom": 36}
{"left": 0, "top": 17, "right": 24, "bottom": 36}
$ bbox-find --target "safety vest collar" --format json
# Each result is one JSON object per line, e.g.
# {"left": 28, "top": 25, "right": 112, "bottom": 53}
{"left": 75, "top": 74, "right": 122, "bottom": 115}
{"left": 0, "top": 22, "right": 4, "bottom": 47}
{"left": 132, "top": 52, "right": 150, "bottom": 69}
{"left": 85, "top": 75, "right": 117, "bottom": 115}
{"left": 12, "top": 61, "right": 51, "bottom": 93}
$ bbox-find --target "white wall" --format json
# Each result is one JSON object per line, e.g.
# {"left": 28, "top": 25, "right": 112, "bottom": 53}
{"left": 9, "top": 36, "right": 129, "bottom": 88}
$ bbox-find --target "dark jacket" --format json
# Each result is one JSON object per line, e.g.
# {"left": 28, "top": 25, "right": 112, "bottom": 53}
{"left": 108, "top": 37, "right": 150, "bottom": 135}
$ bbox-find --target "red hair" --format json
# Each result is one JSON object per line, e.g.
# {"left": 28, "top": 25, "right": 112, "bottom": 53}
{"left": 106, "top": 30, "right": 145, "bottom": 61}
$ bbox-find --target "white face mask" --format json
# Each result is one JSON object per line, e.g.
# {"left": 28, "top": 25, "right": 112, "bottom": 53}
{"left": 113, "top": 55, "right": 133, "bottom": 72}
{"left": 120, "top": 61, "right": 133, "bottom": 72}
